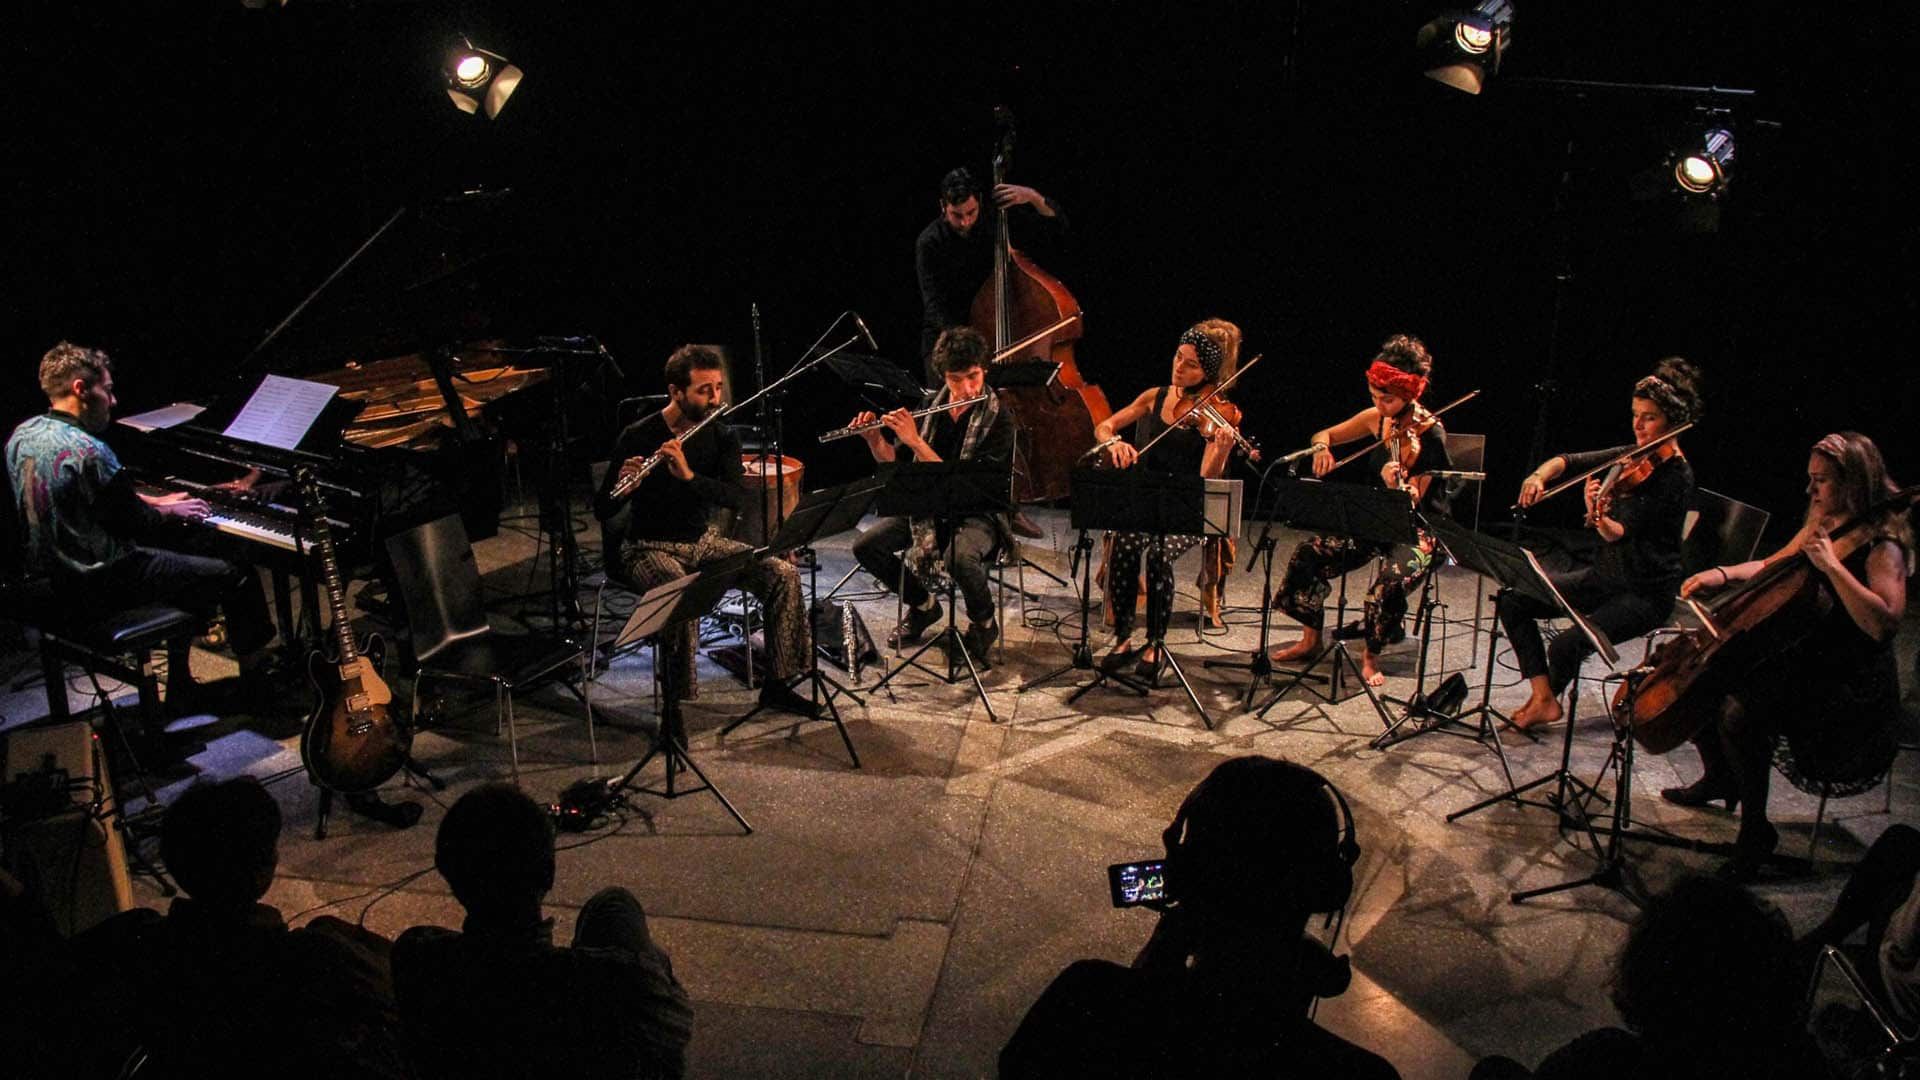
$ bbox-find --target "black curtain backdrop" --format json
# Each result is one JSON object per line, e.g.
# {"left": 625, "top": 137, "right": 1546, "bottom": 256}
{"left": 11, "top": 2, "right": 1917, "bottom": 544}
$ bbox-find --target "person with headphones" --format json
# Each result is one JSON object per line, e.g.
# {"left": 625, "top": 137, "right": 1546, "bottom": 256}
{"left": 999, "top": 756, "right": 1401, "bottom": 1079}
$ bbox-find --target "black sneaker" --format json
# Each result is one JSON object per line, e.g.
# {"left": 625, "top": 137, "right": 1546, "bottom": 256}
{"left": 961, "top": 619, "right": 999, "bottom": 666}
{"left": 888, "top": 601, "right": 943, "bottom": 649}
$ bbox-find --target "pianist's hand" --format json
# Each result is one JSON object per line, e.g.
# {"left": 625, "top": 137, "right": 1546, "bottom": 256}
{"left": 144, "top": 491, "right": 211, "bottom": 522}
{"left": 214, "top": 467, "right": 263, "bottom": 495}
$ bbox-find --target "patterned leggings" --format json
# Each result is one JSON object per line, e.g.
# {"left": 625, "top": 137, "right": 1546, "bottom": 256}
{"left": 1273, "top": 533, "right": 1433, "bottom": 654}
{"left": 620, "top": 526, "right": 810, "bottom": 700}
{"left": 1107, "top": 532, "right": 1201, "bottom": 643}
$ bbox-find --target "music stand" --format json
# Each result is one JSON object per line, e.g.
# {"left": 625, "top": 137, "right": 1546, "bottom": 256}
{"left": 1062, "top": 467, "right": 1217, "bottom": 730}
{"left": 1248, "top": 477, "right": 1422, "bottom": 724}
{"left": 1437, "top": 517, "right": 1620, "bottom": 837}
{"left": 603, "top": 554, "right": 755, "bottom": 833}
{"left": 867, "top": 461, "right": 1013, "bottom": 723}
{"left": 722, "top": 477, "right": 881, "bottom": 766}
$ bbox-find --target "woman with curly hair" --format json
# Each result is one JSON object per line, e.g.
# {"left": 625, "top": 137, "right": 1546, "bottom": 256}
{"left": 1507, "top": 356, "right": 1704, "bottom": 729}
{"left": 1268, "top": 333, "right": 1453, "bottom": 687}
{"left": 1661, "top": 431, "right": 1911, "bottom": 879}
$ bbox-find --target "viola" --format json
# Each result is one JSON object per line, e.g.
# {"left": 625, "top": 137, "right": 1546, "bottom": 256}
{"left": 1618, "top": 483, "right": 1920, "bottom": 754}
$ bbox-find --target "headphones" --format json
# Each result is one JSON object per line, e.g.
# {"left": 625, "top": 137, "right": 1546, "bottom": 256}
{"left": 1161, "top": 759, "right": 1360, "bottom": 918}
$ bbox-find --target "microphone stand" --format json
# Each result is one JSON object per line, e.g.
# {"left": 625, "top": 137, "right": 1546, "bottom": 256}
{"left": 1201, "top": 449, "right": 1306, "bottom": 709}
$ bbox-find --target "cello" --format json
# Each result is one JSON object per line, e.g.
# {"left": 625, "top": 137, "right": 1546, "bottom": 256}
{"left": 969, "top": 106, "right": 1111, "bottom": 503}
{"left": 1619, "top": 484, "right": 1920, "bottom": 753}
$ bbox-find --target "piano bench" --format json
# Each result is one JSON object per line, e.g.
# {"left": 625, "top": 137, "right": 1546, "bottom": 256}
{"left": 22, "top": 589, "right": 201, "bottom": 731}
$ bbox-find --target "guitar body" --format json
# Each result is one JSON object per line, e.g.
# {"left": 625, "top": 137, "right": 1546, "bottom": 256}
{"left": 290, "top": 466, "right": 411, "bottom": 794}
{"left": 300, "top": 634, "right": 411, "bottom": 794}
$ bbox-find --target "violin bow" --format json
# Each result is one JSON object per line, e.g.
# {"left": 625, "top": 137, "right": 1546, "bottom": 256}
{"left": 1517, "top": 421, "right": 1696, "bottom": 510}
{"left": 1326, "top": 389, "right": 1482, "bottom": 473}
{"left": 1131, "top": 353, "right": 1264, "bottom": 461}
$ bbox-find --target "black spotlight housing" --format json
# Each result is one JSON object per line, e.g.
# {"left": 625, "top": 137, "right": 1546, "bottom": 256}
{"left": 445, "top": 39, "right": 523, "bottom": 120}
{"left": 1417, "top": 1, "right": 1514, "bottom": 96}
{"left": 1671, "top": 127, "right": 1735, "bottom": 197}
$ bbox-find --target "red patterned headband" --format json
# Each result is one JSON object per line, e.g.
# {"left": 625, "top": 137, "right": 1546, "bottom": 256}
{"left": 1366, "top": 360, "right": 1427, "bottom": 401}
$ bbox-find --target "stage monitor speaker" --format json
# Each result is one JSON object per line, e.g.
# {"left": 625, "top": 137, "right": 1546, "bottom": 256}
{"left": 2, "top": 719, "right": 135, "bottom": 935}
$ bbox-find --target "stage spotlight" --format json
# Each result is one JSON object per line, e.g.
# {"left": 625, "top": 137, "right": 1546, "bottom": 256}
{"left": 1672, "top": 128, "right": 1734, "bottom": 196}
{"left": 445, "top": 39, "right": 523, "bottom": 120}
{"left": 1417, "top": 1, "right": 1514, "bottom": 95}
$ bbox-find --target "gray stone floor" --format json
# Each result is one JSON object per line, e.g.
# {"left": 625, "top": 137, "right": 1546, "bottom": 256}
{"left": 5, "top": 504, "right": 1916, "bottom": 1079}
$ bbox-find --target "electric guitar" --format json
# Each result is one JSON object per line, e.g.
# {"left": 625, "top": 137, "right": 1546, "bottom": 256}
{"left": 294, "top": 468, "right": 411, "bottom": 793}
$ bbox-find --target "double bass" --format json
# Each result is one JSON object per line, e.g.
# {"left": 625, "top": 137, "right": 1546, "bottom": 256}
{"left": 1620, "top": 484, "right": 1920, "bottom": 753}
{"left": 970, "top": 106, "right": 1111, "bottom": 502}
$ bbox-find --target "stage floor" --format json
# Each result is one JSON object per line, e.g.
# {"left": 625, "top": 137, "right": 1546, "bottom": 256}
{"left": 5, "top": 502, "right": 1916, "bottom": 1078}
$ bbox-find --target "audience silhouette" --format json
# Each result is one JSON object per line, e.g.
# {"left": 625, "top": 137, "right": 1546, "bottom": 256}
{"left": 393, "top": 782, "right": 693, "bottom": 1080}
{"left": 1000, "top": 755, "right": 1400, "bottom": 1078}
{"left": 1472, "top": 874, "right": 1831, "bottom": 1079}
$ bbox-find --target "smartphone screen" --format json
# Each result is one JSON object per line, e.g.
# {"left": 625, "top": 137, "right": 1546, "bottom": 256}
{"left": 1108, "top": 860, "right": 1168, "bottom": 907}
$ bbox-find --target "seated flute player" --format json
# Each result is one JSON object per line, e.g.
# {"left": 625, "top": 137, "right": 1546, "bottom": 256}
{"left": 848, "top": 326, "right": 1015, "bottom": 664}
{"left": 592, "top": 343, "right": 815, "bottom": 720}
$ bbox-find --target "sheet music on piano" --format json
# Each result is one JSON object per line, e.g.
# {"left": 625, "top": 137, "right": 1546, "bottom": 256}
{"left": 117, "top": 402, "right": 206, "bottom": 432}
{"left": 221, "top": 374, "right": 339, "bottom": 451}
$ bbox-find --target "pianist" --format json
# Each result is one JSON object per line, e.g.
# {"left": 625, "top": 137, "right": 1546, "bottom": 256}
{"left": 7, "top": 342, "right": 286, "bottom": 706}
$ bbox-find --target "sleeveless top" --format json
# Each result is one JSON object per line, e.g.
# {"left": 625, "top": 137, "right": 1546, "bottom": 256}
{"left": 1760, "top": 539, "right": 1904, "bottom": 794}
{"left": 1132, "top": 386, "right": 1209, "bottom": 477}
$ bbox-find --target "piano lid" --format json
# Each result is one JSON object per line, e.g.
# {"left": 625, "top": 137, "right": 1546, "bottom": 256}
{"left": 239, "top": 189, "right": 524, "bottom": 379}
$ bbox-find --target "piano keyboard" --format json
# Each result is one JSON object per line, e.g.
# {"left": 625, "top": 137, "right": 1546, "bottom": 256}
{"left": 203, "top": 507, "right": 300, "bottom": 552}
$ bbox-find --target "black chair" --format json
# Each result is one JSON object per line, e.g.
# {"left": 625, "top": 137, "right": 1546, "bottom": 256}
{"left": 385, "top": 514, "right": 595, "bottom": 785}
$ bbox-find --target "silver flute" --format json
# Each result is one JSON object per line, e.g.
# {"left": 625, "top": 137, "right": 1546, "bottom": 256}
{"left": 608, "top": 408, "right": 728, "bottom": 500}
{"left": 817, "top": 393, "right": 992, "bottom": 443}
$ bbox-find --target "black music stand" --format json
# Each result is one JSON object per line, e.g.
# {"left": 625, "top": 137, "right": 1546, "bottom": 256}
{"left": 1439, "top": 518, "right": 1620, "bottom": 838}
{"left": 1062, "top": 467, "right": 1217, "bottom": 730}
{"left": 1248, "top": 478, "right": 1420, "bottom": 725}
{"left": 868, "top": 461, "right": 1013, "bottom": 723}
{"left": 603, "top": 555, "right": 754, "bottom": 833}
{"left": 722, "top": 477, "right": 881, "bottom": 765}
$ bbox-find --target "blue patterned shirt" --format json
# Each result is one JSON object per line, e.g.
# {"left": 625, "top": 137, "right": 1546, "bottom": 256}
{"left": 6, "top": 411, "right": 135, "bottom": 576}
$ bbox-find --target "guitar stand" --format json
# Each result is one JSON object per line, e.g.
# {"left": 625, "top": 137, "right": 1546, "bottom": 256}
{"left": 312, "top": 756, "right": 437, "bottom": 840}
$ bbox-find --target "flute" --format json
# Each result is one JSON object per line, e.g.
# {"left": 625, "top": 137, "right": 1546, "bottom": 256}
{"left": 608, "top": 407, "right": 728, "bottom": 500}
{"left": 817, "top": 394, "right": 992, "bottom": 443}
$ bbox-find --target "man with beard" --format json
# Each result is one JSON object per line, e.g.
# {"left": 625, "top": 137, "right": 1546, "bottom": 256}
{"left": 593, "top": 344, "right": 815, "bottom": 718}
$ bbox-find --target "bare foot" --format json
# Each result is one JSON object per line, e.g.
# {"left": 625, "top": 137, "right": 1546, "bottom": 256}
{"left": 1361, "top": 655, "right": 1387, "bottom": 687}
{"left": 1514, "top": 696, "right": 1564, "bottom": 729}
{"left": 1509, "top": 697, "right": 1538, "bottom": 727}
{"left": 1268, "top": 636, "right": 1319, "bottom": 664}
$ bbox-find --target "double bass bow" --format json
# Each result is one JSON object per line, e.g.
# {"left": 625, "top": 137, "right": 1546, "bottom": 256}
{"left": 969, "top": 106, "right": 1111, "bottom": 503}
{"left": 1619, "top": 484, "right": 1920, "bottom": 753}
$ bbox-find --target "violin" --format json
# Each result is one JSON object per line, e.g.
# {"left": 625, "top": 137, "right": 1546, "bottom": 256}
{"left": 1584, "top": 444, "right": 1674, "bottom": 527}
{"left": 1383, "top": 403, "right": 1438, "bottom": 494}
{"left": 1171, "top": 392, "right": 1261, "bottom": 461}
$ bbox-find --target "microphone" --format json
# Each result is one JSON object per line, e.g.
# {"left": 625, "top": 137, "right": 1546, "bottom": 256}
{"left": 852, "top": 312, "right": 879, "bottom": 352}
{"left": 536, "top": 335, "right": 596, "bottom": 349}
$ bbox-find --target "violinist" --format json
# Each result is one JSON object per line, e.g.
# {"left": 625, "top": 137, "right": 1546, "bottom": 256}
{"left": 1506, "top": 357, "right": 1704, "bottom": 730}
{"left": 1093, "top": 324, "right": 1243, "bottom": 678}
{"left": 1660, "top": 432, "right": 1910, "bottom": 881}
{"left": 1268, "top": 334, "right": 1451, "bottom": 688}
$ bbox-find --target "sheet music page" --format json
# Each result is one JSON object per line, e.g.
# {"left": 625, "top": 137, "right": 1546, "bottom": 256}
{"left": 117, "top": 402, "right": 205, "bottom": 432}
{"left": 1522, "top": 548, "right": 1620, "bottom": 666}
{"left": 221, "top": 375, "right": 338, "bottom": 450}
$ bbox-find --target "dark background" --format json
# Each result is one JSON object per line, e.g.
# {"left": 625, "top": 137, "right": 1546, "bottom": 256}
{"left": 11, "top": 1, "right": 1917, "bottom": 543}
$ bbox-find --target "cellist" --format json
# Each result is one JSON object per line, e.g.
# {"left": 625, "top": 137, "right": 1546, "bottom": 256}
{"left": 1268, "top": 334, "right": 1452, "bottom": 687}
{"left": 1660, "top": 432, "right": 1910, "bottom": 881}
{"left": 1507, "top": 357, "right": 1704, "bottom": 729}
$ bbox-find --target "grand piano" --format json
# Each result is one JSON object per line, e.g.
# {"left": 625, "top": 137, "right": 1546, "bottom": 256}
{"left": 111, "top": 191, "right": 557, "bottom": 641}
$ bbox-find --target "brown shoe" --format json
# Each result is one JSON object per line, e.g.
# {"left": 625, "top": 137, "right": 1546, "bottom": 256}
{"left": 1010, "top": 510, "right": 1045, "bottom": 539}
